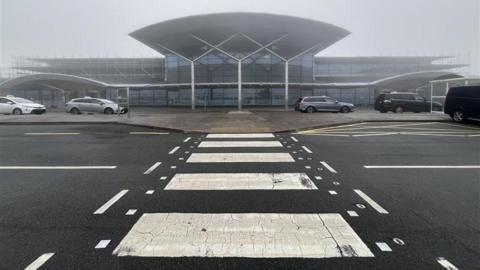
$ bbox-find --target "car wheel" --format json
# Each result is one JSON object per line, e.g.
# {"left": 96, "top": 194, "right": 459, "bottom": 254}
{"left": 394, "top": 106, "right": 404, "bottom": 113}
{"left": 452, "top": 109, "right": 464, "bottom": 123}
{"left": 12, "top": 108, "right": 23, "bottom": 115}
{"left": 340, "top": 106, "right": 350, "bottom": 113}
{"left": 306, "top": 106, "right": 316, "bottom": 113}
{"left": 70, "top": 108, "right": 80, "bottom": 114}
{"left": 104, "top": 108, "right": 114, "bottom": 115}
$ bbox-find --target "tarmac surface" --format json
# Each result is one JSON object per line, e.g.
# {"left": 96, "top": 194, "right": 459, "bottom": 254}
{"left": 0, "top": 122, "right": 479, "bottom": 269}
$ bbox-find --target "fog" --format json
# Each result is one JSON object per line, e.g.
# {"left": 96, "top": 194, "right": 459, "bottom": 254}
{"left": 1, "top": 0, "right": 479, "bottom": 75}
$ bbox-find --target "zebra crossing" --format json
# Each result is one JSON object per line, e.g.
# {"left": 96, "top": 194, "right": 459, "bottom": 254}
{"left": 113, "top": 133, "right": 375, "bottom": 259}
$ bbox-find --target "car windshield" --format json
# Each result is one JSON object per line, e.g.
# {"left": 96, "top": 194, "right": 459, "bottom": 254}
{"left": 97, "top": 99, "right": 115, "bottom": 104}
{"left": 10, "top": 97, "right": 35, "bottom": 104}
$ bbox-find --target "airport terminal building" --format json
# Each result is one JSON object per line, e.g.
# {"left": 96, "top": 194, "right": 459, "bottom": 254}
{"left": 0, "top": 13, "right": 464, "bottom": 109}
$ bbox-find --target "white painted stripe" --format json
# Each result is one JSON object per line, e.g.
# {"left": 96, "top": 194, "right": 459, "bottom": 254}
{"left": 164, "top": 173, "right": 318, "bottom": 190}
{"left": 25, "top": 253, "right": 55, "bottom": 270}
{"left": 400, "top": 133, "right": 466, "bottom": 137}
{"left": 170, "top": 166, "right": 176, "bottom": 169}
{"left": 302, "top": 146, "right": 313, "bottom": 153}
{"left": 347, "top": 211, "right": 359, "bottom": 217}
{"left": 364, "top": 165, "right": 480, "bottom": 169}
{"left": 436, "top": 257, "right": 459, "bottom": 270}
{"left": 290, "top": 136, "right": 299, "bottom": 142}
{"left": 354, "top": 189, "right": 389, "bottom": 214}
{"left": 375, "top": 242, "right": 392, "bottom": 252}
{"left": 302, "top": 134, "right": 351, "bottom": 137}
{"left": 187, "top": 153, "right": 295, "bottom": 163}
{"left": 183, "top": 137, "right": 192, "bottom": 142}
{"left": 206, "top": 133, "right": 274, "bottom": 138}
{"left": 320, "top": 161, "right": 338, "bottom": 173}
{"left": 315, "top": 176, "right": 322, "bottom": 180}
{"left": 93, "top": 190, "right": 129, "bottom": 215}
{"left": 160, "top": 176, "right": 168, "bottom": 180}
{"left": 353, "top": 133, "right": 397, "bottom": 137}
{"left": 468, "top": 134, "right": 480, "bottom": 137}
{"left": 0, "top": 166, "right": 116, "bottom": 170}
{"left": 129, "top": 132, "right": 169, "bottom": 135}
{"left": 168, "top": 146, "right": 180, "bottom": 154}
{"left": 328, "top": 190, "right": 338, "bottom": 195}
{"left": 25, "top": 133, "right": 79, "bottom": 136}
{"left": 95, "top": 240, "right": 111, "bottom": 249}
{"left": 113, "top": 213, "right": 374, "bottom": 258}
{"left": 126, "top": 209, "right": 137, "bottom": 216}
{"left": 145, "top": 190, "right": 155, "bottom": 195}
{"left": 198, "top": 141, "right": 283, "bottom": 148}
{"left": 143, "top": 162, "right": 161, "bottom": 174}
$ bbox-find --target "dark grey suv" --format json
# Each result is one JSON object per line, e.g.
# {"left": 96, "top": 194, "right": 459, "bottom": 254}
{"left": 296, "top": 96, "right": 355, "bottom": 113}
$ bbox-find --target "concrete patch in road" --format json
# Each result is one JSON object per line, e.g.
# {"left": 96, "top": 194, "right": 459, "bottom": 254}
{"left": 113, "top": 213, "right": 374, "bottom": 258}
{"left": 164, "top": 173, "right": 318, "bottom": 190}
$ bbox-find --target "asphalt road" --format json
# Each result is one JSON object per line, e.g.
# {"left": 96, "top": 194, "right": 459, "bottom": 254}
{"left": 0, "top": 122, "right": 478, "bottom": 269}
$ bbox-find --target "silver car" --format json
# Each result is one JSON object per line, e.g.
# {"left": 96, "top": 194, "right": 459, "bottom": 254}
{"left": 297, "top": 96, "right": 355, "bottom": 113}
{"left": 66, "top": 97, "right": 127, "bottom": 115}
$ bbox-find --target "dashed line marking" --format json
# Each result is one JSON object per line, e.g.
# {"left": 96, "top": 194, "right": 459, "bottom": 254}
{"left": 436, "top": 257, "right": 459, "bottom": 270}
{"left": 25, "top": 132, "right": 80, "bottom": 136}
{"left": 160, "top": 176, "right": 168, "bottom": 180}
{"left": 315, "top": 176, "right": 322, "bottom": 180}
{"left": 145, "top": 190, "right": 155, "bottom": 195}
{"left": 305, "top": 166, "right": 311, "bottom": 169}
{"left": 93, "top": 190, "right": 128, "bottom": 215}
{"left": 347, "top": 211, "right": 359, "bottom": 217}
{"left": 95, "top": 240, "right": 111, "bottom": 249}
{"left": 143, "top": 162, "right": 162, "bottom": 174}
{"left": 169, "top": 146, "right": 180, "bottom": 154}
{"left": 290, "top": 136, "right": 299, "bottom": 142}
{"left": 376, "top": 242, "right": 392, "bottom": 252}
{"left": 125, "top": 209, "right": 137, "bottom": 216}
{"left": 170, "top": 166, "right": 177, "bottom": 169}
{"left": 328, "top": 190, "right": 338, "bottom": 195}
{"left": 24, "top": 253, "right": 55, "bottom": 270}
{"left": 183, "top": 137, "right": 192, "bottom": 142}
{"left": 354, "top": 189, "right": 389, "bottom": 214}
{"left": 320, "top": 161, "right": 338, "bottom": 173}
{"left": 302, "top": 146, "right": 313, "bottom": 153}
{"left": 0, "top": 166, "right": 116, "bottom": 170}
{"left": 129, "top": 132, "right": 169, "bottom": 135}
{"left": 353, "top": 133, "right": 398, "bottom": 137}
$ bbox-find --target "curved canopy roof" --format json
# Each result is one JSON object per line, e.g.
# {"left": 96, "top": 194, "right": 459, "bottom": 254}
{"left": 130, "top": 13, "right": 350, "bottom": 60}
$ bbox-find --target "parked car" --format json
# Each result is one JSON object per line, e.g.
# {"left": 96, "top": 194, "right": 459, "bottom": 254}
{"left": 296, "top": 96, "right": 355, "bottom": 113}
{"left": 0, "top": 95, "right": 46, "bottom": 115}
{"left": 66, "top": 97, "right": 127, "bottom": 115}
{"left": 374, "top": 92, "right": 442, "bottom": 113}
{"left": 444, "top": 86, "right": 480, "bottom": 122}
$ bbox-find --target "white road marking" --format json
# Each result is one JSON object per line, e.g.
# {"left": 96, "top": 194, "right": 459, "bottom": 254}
{"left": 436, "top": 257, "right": 459, "bottom": 270}
{"left": 129, "top": 132, "right": 169, "bottom": 135}
{"left": 95, "top": 240, "right": 111, "bottom": 249}
{"left": 24, "top": 133, "right": 80, "bottom": 136}
{"left": 164, "top": 173, "right": 318, "bottom": 190}
{"left": 0, "top": 166, "right": 116, "bottom": 170}
{"left": 364, "top": 165, "right": 480, "bottom": 169}
{"left": 347, "top": 211, "right": 359, "bottom": 217}
{"left": 187, "top": 153, "right": 295, "bottom": 163}
{"left": 320, "top": 161, "right": 338, "bottom": 173}
{"left": 143, "top": 162, "right": 162, "bottom": 174}
{"left": 302, "top": 134, "right": 351, "bottom": 137}
{"left": 179, "top": 157, "right": 184, "bottom": 160}
{"left": 305, "top": 166, "right": 311, "bottom": 169}
{"left": 168, "top": 146, "right": 180, "bottom": 154}
{"left": 302, "top": 146, "right": 313, "bottom": 153}
{"left": 290, "top": 136, "right": 299, "bottom": 142}
{"left": 183, "top": 137, "right": 192, "bottom": 142}
{"left": 298, "top": 157, "right": 304, "bottom": 160}
{"left": 354, "top": 189, "right": 389, "bottom": 214}
{"left": 352, "top": 133, "right": 398, "bottom": 137}
{"left": 126, "top": 209, "right": 137, "bottom": 216}
{"left": 160, "top": 176, "right": 168, "bottom": 180}
{"left": 207, "top": 133, "right": 274, "bottom": 138}
{"left": 170, "top": 166, "right": 177, "bottom": 169}
{"left": 375, "top": 242, "right": 392, "bottom": 252}
{"left": 113, "top": 213, "right": 374, "bottom": 258}
{"left": 24, "top": 253, "right": 55, "bottom": 270}
{"left": 315, "top": 176, "right": 322, "bottom": 180}
{"left": 468, "top": 134, "right": 480, "bottom": 137}
{"left": 400, "top": 133, "right": 466, "bottom": 137}
{"left": 93, "top": 190, "right": 129, "bottom": 215}
{"left": 198, "top": 141, "right": 282, "bottom": 148}
{"left": 328, "top": 190, "right": 338, "bottom": 195}
{"left": 145, "top": 190, "right": 155, "bottom": 195}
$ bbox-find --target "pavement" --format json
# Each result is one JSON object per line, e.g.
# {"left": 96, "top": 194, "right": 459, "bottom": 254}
{"left": 0, "top": 122, "right": 479, "bottom": 269}
{"left": 0, "top": 107, "right": 451, "bottom": 133}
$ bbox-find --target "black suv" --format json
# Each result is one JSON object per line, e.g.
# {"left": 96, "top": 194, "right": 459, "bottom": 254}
{"left": 374, "top": 92, "right": 442, "bottom": 113}
{"left": 444, "top": 86, "right": 480, "bottom": 122}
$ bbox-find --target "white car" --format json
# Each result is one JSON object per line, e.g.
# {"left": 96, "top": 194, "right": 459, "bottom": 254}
{"left": 0, "top": 96, "right": 46, "bottom": 115}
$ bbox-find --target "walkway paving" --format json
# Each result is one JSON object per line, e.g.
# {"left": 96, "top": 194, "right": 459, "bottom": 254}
{"left": 0, "top": 107, "right": 451, "bottom": 133}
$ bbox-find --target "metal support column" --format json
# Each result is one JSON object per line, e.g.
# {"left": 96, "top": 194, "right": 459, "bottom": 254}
{"left": 191, "top": 62, "right": 195, "bottom": 110}
{"left": 285, "top": 61, "right": 289, "bottom": 110}
{"left": 430, "top": 83, "right": 434, "bottom": 113}
{"left": 126, "top": 87, "right": 130, "bottom": 119}
{"left": 238, "top": 61, "right": 242, "bottom": 111}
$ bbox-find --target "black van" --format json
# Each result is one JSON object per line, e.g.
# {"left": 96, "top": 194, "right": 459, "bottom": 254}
{"left": 374, "top": 92, "right": 442, "bottom": 113}
{"left": 444, "top": 86, "right": 480, "bottom": 122}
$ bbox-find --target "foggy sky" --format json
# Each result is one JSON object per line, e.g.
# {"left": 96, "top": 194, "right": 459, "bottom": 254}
{"left": 1, "top": 0, "right": 479, "bottom": 75}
